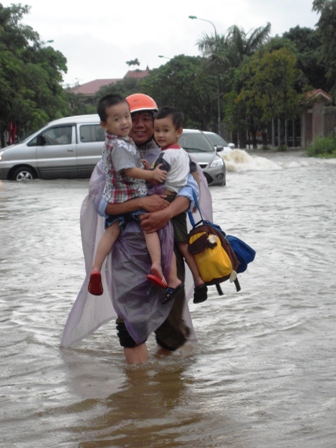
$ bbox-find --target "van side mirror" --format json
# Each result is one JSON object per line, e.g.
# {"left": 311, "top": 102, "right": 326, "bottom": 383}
{"left": 37, "top": 135, "right": 46, "bottom": 146}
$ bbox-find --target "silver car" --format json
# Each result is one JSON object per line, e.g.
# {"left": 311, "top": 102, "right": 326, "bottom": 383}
{"left": 179, "top": 129, "right": 226, "bottom": 186}
{"left": 0, "top": 115, "right": 105, "bottom": 181}
{"left": 203, "top": 131, "right": 235, "bottom": 154}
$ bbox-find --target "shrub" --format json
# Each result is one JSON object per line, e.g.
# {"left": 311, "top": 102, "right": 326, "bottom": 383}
{"left": 307, "top": 134, "right": 336, "bottom": 157}
{"left": 277, "top": 144, "right": 288, "bottom": 152}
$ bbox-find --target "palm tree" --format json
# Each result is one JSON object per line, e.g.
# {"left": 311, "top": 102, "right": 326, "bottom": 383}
{"left": 197, "top": 23, "right": 271, "bottom": 139}
{"left": 197, "top": 23, "right": 271, "bottom": 70}
{"left": 226, "top": 23, "right": 271, "bottom": 66}
{"left": 197, "top": 33, "right": 230, "bottom": 70}
{"left": 196, "top": 33, "right": 230, "bottom": 133}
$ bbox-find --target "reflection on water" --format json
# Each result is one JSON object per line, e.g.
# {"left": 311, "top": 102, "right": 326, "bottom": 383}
{"left": 1, "top": 151, "right": 336, "bottom": 447}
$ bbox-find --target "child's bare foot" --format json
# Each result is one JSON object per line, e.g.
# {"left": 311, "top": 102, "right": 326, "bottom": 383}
{"left": 88, "top": 270, "right": 103, "bottom": 296}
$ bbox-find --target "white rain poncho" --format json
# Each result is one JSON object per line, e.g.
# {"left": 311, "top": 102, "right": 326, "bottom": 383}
{"left": 61, "top": 141, "right": 212, "bottom": 347}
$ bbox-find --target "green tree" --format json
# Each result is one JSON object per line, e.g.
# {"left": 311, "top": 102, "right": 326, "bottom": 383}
{"left": 0, "top": 3, "right": 68, "bottom": 142}
{"left": 126, "top": 58, "right": 140, "bottom": 67}
{"left": 313, "top": 0, "right": 336, "bottom": 93}
{"left": 225, "top": 23, "right": 272, "bottom": 66}
{"left": 283, "top": 26, "right": 329, "bottom": 91}
{"left": 140, "top": 55, "right": 215, "bottom": 129}
{"left": 235, "top": 47, "right": 303, "bottom": 147}
{"left": 195, "top": 33, "right": 230, "bottom": 132}
{"left": 196, "top": 23, "right": 271, "bottom": 136}
{"left": 66, "top": 91, "right": 96, "bottom": 115}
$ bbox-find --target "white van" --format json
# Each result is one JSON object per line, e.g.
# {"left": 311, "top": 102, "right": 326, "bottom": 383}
{"left": 0, "top": 115, "right": 227, "bottom": 186}
{"left": 0, "top": 114, "right": 104, "bottom": 181}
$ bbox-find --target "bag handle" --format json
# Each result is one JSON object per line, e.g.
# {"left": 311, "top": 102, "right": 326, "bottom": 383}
{"left": 189, "top": 190, "right": 227, "bottom": 237}
{"left": 188, "top": 189, "right": 203, "bottom": 227}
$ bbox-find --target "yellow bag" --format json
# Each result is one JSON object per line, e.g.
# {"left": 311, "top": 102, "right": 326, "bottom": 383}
{"left": 188, "top": 223, "right": 240, "bottom": 295}
{"left": 189, "top": 231, "right": 232, "bottom": 282}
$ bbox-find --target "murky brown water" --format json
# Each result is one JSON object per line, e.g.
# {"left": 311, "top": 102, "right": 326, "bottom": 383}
{"left": 1, "top": 150, "right": 336, "bottom": 447}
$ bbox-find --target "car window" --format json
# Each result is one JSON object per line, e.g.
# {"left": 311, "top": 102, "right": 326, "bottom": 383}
{"left": 79, "top": 124, "right": 105, "bottom": 143}
{"left": 205, "top": 133, "right": 229, "bottom": 147}
{"left": 179, "top": 133, "right": 214, "bottom": 152}
{"left": 45, "top": 126, "right": 72, "bottom": 145}
{"left": 27, "top": 135, "right": 39, "bottom": 146}
{"left": 28, "top": 125, "right": 73, "bottom": 146}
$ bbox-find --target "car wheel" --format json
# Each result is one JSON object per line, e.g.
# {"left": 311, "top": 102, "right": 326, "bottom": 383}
{"left": 12, "top": 167, "right": 36, "bottom": 181}
{"left": 220, "top": 174, "right": 226, "bottom": 186}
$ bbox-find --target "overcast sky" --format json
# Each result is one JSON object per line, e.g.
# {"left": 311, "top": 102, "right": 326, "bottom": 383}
{"left": 5, "top": 0, "right": 319, "bottom": 86}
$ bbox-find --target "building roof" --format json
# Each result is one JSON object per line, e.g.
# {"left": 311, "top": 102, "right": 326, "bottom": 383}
{"left": 70, "top": 79, "right": 121, "bottom": 95}
{"left": 68, "top": 68, "right": 151, "bottom": 96}
{"left": 124, "top": 67, "right": 150, "bottom": 79}
{"left": 305, "top": 89, "right": 332, "bottom": 102}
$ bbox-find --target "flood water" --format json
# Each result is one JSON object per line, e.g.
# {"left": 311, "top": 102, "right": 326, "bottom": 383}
{"left": 1, "top": 150, "right": 336, "bottom": 448}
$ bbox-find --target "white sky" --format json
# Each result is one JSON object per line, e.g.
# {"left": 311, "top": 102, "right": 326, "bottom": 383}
{"left": 4, "top": 0, "right": 319, "bottom": 86}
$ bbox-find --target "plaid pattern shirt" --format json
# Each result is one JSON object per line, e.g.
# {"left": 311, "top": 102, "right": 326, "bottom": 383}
{"left": 102, "top": 132, "right": 148, "bottom": 204}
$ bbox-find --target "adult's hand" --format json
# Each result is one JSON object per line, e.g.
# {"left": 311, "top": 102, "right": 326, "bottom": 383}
{"left": 141, "top": 195, "right": 170, "bottom": 212}
{"left": 140, "top": 208, "right": 171, "bottom": 233}
{"left": 140, "top": 195, "right": 190, "bottom": 233}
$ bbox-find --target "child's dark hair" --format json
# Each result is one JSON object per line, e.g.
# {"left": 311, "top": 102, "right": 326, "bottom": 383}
{"left": 97, "top": 94, "right": 129, "bottom": 122}
{"left": 156, "top": 106, "right": 184, "bottom": 129}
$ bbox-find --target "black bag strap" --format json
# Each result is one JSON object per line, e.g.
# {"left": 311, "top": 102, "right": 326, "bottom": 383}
{"left": 216, "top": 284, "right": 223, "bottom": 295}
{"left": 216, "top": 278, "right": 240, "bottom": 295}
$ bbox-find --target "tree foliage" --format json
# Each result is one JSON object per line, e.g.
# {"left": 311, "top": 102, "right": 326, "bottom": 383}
{"left": 313, "top": 0, "right": 336, "bottom": 93}
{"left": 0, "top": 3, "right": 68, "bottom": 140}
{"left": 283, "top": 26, "right": 329, "bottom": 91}
{"left": 226, "top": 23, "right": 272, "bottom": 65}
{"left": 196, "top": 22, "right": 272, "bottom": 143}
{"left": 126, "top": 58, "right": 140, "bottom": 67}
{"left": 139, "top": 55, "right": 217, "bottom": 129}
{"left": 229, "top": 46, "right": 304, "bottom": 147}
{"left": 237, "top": 47, "right": 303, "bottom": 122}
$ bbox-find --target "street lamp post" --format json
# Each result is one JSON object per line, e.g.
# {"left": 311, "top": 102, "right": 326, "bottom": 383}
{"left": 158, "top": 55, "right": 170, "bottom": 60}
{"left": 189, "top": 15, "right": 221, "bottom": 135}
{"left": 189, "top": 16, "right": 217, "bottom": 37}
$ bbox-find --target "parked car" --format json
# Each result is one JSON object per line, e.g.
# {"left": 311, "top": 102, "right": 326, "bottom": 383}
{"left": 179, "top": 129, "right": 226, "bottom": 186}
{"left": 0, "top": 116, "right": 226, "bottom": 186}
{"left": 0, "top": 115, "right": 105, "bottom": 181}
{"left": 203, "top": 131, "right": 235, "bottom": 154}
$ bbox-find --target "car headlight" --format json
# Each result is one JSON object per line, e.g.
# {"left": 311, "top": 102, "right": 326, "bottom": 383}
{"left": 209, "top": 157, "right": 224, "bottom": 168}
{"left": 0, "top": 150, "right": 4, "bottom": 161}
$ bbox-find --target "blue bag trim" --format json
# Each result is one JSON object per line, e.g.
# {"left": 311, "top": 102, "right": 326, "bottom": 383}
{"left": 226, "top": 235, "right": 256, "bottom": 273}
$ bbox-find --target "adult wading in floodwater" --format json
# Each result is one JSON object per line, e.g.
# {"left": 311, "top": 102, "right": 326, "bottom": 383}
{"left": 60, "top": 94, "right": 213, "bottom": 364}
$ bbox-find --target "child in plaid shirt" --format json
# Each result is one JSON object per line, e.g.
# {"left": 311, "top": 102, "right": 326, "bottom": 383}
{"left": 88, "top": 94, "right": 168, "bottom": 296}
